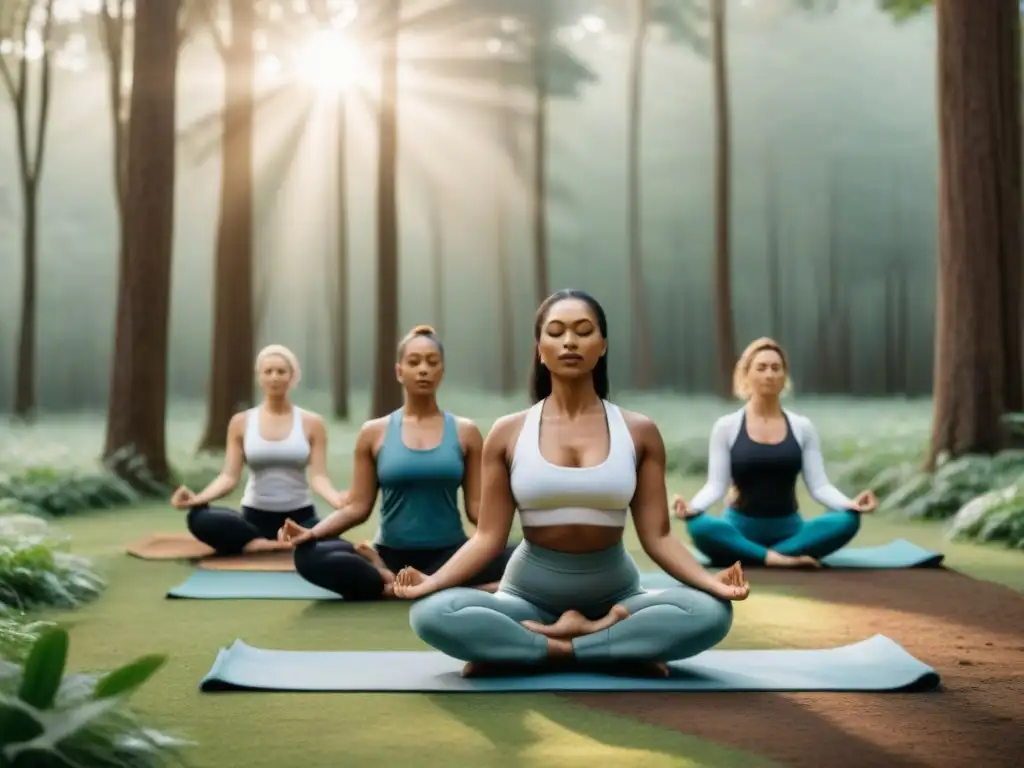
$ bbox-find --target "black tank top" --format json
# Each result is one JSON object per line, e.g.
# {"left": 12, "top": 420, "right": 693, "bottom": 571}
{"left": 729, "top": 413, "right": 803, "bottom": 518}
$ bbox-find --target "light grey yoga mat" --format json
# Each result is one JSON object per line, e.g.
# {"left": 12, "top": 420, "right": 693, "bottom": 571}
{"left": 198, "top": 634, "right": 941, "bottom": 693}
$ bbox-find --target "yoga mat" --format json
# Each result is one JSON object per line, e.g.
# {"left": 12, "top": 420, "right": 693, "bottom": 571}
{"left": 126, "top": 533, "right": 214, "bottom": 561}
{"left": 166, "top": 570, "right": 683, "bottom": 600}
{"left": 198, "top": 634, "right": 941, "bottom": 693}
{"left": 198, "top": 551, "right": 296, "bottom": 572}
{"left": 688, "top": 538, "right": 944, "bottom": 569}
{"left": 167, "top": 571, "right": 341, "bottom": 600}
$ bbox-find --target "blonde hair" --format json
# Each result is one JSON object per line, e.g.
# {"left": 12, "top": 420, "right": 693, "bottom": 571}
{"left": 396, "top": 324, "right": 444, "bottom": 361}
{"left": 255, "top": 344, "right": 301, "bottom": 386}
{"left": 732, "top": 337, "right": 789, "bottom": 399}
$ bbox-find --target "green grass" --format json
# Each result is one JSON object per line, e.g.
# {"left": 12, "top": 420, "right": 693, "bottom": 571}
{"left": 7, "top": 394, "right": 1024, "bottom": 766}
{"left": 42, "top": 479, "right": 1024, "bottom": 768}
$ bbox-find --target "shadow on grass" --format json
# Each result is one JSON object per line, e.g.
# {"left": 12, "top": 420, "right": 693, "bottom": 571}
{"left": 426, "top": 690, "right": 775, "bottom": 766}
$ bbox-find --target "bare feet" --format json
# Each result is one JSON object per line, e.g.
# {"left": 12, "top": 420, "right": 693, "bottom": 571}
{"left": 764, "top": 550, "right": 820, "bottom": 569}
{"left": 521, "top": 605, "right": 630, "bottom": 640}
{"left": 355, "top": 541, "right": 395, "bottom": 585}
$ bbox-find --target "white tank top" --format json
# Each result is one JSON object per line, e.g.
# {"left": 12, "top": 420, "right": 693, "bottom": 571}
{"left": 509, "top": 400, "right": 637, "bottom": 528}
{"left": 239, "top": 406, "right": 312, "bottom": 512}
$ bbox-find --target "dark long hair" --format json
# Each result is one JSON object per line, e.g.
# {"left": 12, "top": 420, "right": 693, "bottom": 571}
{"left": 528, "top": 289, "right": 610, "bottom": 403}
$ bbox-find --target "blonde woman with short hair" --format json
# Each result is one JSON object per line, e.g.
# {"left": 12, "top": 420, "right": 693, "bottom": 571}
{"left": 170, "top": 345, "right": 347, "bottom": 555}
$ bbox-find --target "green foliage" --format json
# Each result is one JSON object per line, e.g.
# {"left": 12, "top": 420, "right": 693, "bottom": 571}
{"left": 0, "top": 514, "right": 104, "bottom": 612}
{"left": 877, "top": 0, "right": 933, "bottom": 23}
{"left": 0, "top": 626, "right": 190, "bottom": 767}
{"left": 854, "top": 447, "right": 1024, "bottom": 549}
{"left": 0, "top": 611, "right": 51, "bottom": 663}
{"left": 948, "top": 485, "right": 1024, "bottom": 550}
{"left": 0, "top": 449, "right": 219, "bottom": 519}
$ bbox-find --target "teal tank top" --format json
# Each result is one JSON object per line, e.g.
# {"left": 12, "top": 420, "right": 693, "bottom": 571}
{"left": 373, "top": 409, "right": 468, "bottom": 549}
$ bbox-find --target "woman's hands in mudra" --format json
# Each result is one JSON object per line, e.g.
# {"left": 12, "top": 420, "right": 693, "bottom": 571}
{"left": 391, "top": 567, "right": 439, "bottom": 600}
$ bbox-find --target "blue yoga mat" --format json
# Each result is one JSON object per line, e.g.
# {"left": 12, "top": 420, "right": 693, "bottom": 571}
{"left": 166, "top": 537, "right": 944, "bottom": 600}
{"left": 689, "top": 538, "right": 944, "bottom": 569}
{"left": 198, "top": 634, "right": 940, "bottom": 693}
{"left": 167, "top": 571, "right": 342, "bottom": 600}
{"left": 166, "top": 570, "right": 678, "bottom": 600}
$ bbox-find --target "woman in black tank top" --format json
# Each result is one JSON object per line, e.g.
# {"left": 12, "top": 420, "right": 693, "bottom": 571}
{"left": 675, "top": 338, "right": 876, "bottom": 568}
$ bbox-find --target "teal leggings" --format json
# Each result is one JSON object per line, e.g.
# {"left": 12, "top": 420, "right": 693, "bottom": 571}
{"left": 687, "top": 507, "right": 860, "bottom": 565}
{"left": 409, "top": 540, "right": 733, "bottom": 664}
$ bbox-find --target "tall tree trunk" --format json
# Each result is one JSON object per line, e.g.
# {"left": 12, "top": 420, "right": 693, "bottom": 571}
{"left": 497, "top": 65, "right": 517, "bottom": 396}
{"left": 710, "top": 0, "right": 736, "bottom": 399}
{"left": 427, "top": 187, "right": 444, "bottom": 335}
{"left": 3, "top": 0, "right": 55, "bottom": 420}
{"left": 370, "top": 0, "right": 402, "bottom": 419}
{"left": 104, "top": 0, "right": 181, "bottom": 486}
{"left": 928, "top": 0, "right": 1022, "bottom": 465}
{"left": 627, "top": 0, "right": 653, "bottom": 389}
{"left": 764, "top": 145, "right": 782, "bottom": 340}
{"left": 530, "top": 5, "right": 551, "bottom": 304}
{"left": 332, "top": 89, "right": 350, "bottom": 420}
{"left": 199, "top": 0, "right": 256, "bottom": 451}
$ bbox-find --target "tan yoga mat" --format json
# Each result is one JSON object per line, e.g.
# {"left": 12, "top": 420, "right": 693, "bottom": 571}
{"left": 125, "top": 534, "right": 296, "bottom": 571}
{"left": 125, "top": 532, "right": 215, "bottom": 561}
{"left": 197, "top": 551, "right": 296, "bottom": 571}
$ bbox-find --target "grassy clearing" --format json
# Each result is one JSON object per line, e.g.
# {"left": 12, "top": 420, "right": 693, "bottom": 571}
{"left": 6, "top": 395, "right": 1024, "bottom": 766}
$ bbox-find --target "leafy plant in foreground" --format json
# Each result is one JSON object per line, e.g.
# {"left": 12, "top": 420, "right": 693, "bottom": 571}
{"left": 0, "top": 514, "right": 104, "bottom": 612}
{"left": 0, "top": 626, "right": 190, "bottom": 767}
{"left": 0, "top": 611, "right": 51, "bottom": 663}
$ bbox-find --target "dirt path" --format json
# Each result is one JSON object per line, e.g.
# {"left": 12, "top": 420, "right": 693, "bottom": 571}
{"left": 565, "top": 569, "right": 1024, "bottom": 768}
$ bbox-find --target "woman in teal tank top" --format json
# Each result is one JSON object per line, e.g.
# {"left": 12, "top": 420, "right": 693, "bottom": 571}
{"left": 280, "top": 325, "right": 517, "bottom": 600}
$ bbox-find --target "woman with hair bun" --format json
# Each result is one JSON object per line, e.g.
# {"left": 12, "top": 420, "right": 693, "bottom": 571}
{"left": 675, "top": 337, "right": 877, "bottom": 568}
{"left": 279, "top": 325, "right": 516, "bottom": 601}
{"left": 170, "top": 344, "right": 347, "bottom": 555}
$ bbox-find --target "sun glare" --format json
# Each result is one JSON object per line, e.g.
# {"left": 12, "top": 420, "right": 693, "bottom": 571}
{"left": 296, "top": 29, "right": 367, "bottom": 92}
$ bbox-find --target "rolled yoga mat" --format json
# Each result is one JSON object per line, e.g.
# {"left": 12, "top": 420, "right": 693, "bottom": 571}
{"left": 198, "top": 634, "right": 941, "bottom": 693}
{"left": 689, "top": 538, "right": 944, "bottom": 570}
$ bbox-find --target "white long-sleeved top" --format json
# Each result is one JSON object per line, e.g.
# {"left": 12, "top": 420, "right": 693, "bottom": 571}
{"left": 689, "top": 408, "right": 855, "bottom": 513}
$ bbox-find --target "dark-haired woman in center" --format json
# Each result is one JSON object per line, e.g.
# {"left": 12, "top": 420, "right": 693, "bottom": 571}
{"left": 392, "top": 290, "right": 746, "bottom": 677}
{"left": 279, "top": 325, "right": 517, "bottom": 601}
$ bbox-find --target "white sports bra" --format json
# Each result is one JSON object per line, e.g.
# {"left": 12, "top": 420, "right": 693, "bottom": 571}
{"left": 509, "top": 399, "right": 638, "bottom": 528}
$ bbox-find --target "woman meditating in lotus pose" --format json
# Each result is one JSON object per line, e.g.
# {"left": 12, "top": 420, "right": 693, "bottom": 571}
{"left": 675, "top": 337, "right": 877, "bottom": 568}
{"left": 392, "top": 291, "right": 746, "bottom": 677}
{"left": 170, "top": 345, "right": 347, "bottom": 555}
{"left": 278, "top": 325, "right": 516, "bottom": 601}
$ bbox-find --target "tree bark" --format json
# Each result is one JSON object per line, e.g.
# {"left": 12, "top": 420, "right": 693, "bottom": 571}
{"left": 370, "top": 0, "right": 403, "bottom": 419}
{"left": 530, "top": 4, "right": 551, "bottom": 305}
{"left": 497, "top": 63, "right": 517, "bottom": 396}
{"left": 428, "top": 185, "right": 444, "bottom": 336}
{"left": 103, "top": 0, "right": 180, "bottom": 486}
{"left": 5, "top": 0, "right": 55, "bottom": 420}
{"left": 711, "top": 0, "right": 736, "bottom": 399}
{"left": 928, "top": 0, "right": 1022, "bottom": 464}
{"left": 627, "top": 0, "right": 653, "bottom": 389}
{"left": 199, "top": 0, "right": 256, "bottom": 451}
{"left": 332, "top": 89, "right": 350, "bottom": 420}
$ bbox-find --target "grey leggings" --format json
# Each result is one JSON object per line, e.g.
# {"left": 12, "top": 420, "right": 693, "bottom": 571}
{"left": 409, "top": 539, "right": 733, "bottom": 664}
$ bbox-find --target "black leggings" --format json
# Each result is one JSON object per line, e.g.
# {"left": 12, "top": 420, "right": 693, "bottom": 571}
{"left": 186, "top": 504, "right": 319, "bottom": 555}
{"left": 293, "top": 539, "right": 516, "bottom": 602}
